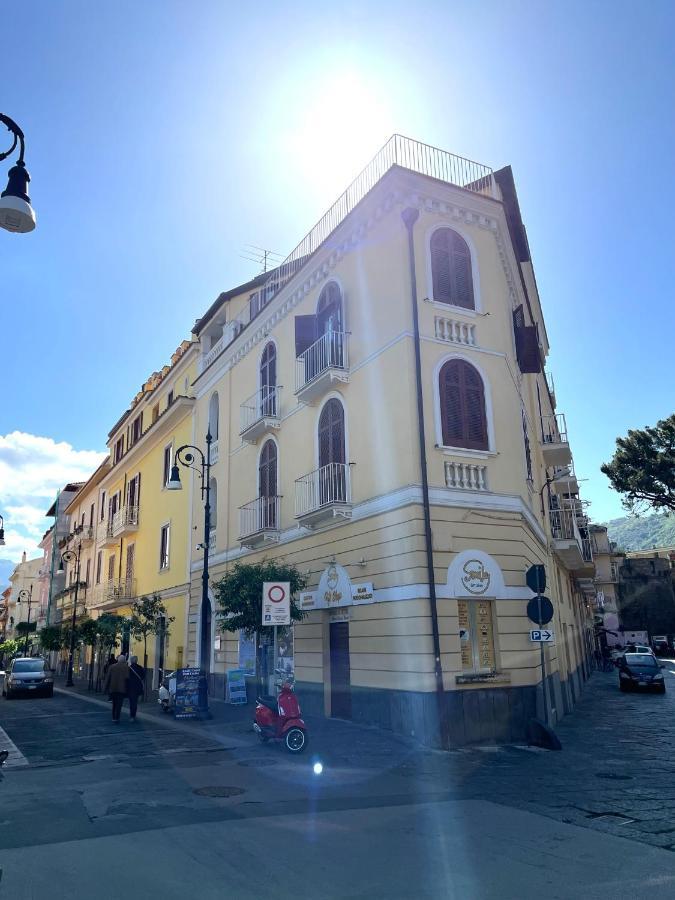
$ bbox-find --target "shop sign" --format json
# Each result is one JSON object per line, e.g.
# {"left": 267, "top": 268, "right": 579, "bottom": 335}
{"left": 448, "top": 550, "right": 506, "bottom": 599}
{"left": 352, "top": 582, "right": 374, "bottom": 604}
{"left": 329, "top": 608, "right": 350, "bottom": 623}
{"left": 318, "top": 563, "right": 352, "bottom": 607}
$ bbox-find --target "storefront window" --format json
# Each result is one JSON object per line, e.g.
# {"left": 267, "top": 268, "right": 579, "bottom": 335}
{"left": 458, "top": 599, "right": 496, "bottom": 672}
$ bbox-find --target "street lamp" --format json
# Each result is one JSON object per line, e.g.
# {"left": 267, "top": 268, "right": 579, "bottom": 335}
{"left": 17, "top": 586, "right": 35, "bottom": 656}
{"left": 0, "top": 114, "right": 36, "bottom": 233}
{"left": 0, "top": 514, "right": 5, "bottom": 546}
{"left": 58, "top": 542, "right": 82, "bottom": 687}
{"left": 167, "top": 430, "right": 213, "bottom": 679}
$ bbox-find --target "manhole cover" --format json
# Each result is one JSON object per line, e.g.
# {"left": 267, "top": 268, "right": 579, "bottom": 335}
{"left": 595, "top": 772, "right": 633, "bottom": 781}
{"left": 193, "top": 786, "right": 246, "bottom": 798}
{"left": 238, "top": 758, "right": 278, "bottom": 768}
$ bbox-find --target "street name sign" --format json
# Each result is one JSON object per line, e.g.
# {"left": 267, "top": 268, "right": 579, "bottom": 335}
{"left": 530, "top": 629, "right": 555, "bottom": 643}
{"left": 262, "top": 581, "right": 291, "bottom": 626}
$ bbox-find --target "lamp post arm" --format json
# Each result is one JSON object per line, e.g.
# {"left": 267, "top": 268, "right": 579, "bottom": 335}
{"left": 0, "top": 114, "right": 25, "bottom": 164}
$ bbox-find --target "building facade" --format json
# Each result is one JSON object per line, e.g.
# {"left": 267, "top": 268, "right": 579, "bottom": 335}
{"left": 61, "top": 340, "right": 197, "bottom": 684}
{"left": 183, "top": 136, "right": 596, "bottom": 747}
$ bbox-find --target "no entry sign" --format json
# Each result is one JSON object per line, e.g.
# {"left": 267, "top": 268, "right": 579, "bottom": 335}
{"left": 262, "top": 581, "right": 291, "bottom": 626}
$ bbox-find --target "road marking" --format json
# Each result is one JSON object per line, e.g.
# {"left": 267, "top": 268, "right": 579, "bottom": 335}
{"left": 0, "top": 724, "right": 28, "bottom": 768}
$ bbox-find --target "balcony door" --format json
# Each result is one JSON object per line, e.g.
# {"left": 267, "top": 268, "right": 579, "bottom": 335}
{"left": 318, "top": 399, "right": 346, "bottom": 505}
{"left": 260, "top": 343, "right": 277, "bottom": 417}
{"left": 258, "top": 440, "right": 277, "bottom": 530}
{"left": 329, "top": 621, "right": 351, "bottom": 720}
{"left": 125, "top": 543, "right": 135, "bottom": 589}
{"left": 317, "top": 282, "right": 344, "bottom": 371}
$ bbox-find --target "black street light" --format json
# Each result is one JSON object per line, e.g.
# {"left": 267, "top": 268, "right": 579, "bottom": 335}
{"left": 0, "top": 114, "right": 36, "bottom": 233}
{"left": 58, "top": 542, "right": 83, "bottom": 688}
{"left": 167, "top": 431, "right": 213, "bottom": 681}
{"left": 17, "top": 586, "right": 35, "bottom": 656}
{"left": 0, "top": 514, "right": 5, "bottom": 546}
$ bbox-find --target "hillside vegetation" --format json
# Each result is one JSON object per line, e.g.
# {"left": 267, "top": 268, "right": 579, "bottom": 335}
{"left": 605, "top": 514, "right": 675, "bottom": 551}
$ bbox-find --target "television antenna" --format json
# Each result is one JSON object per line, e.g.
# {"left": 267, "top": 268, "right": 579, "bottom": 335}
{"left": 240, "top": 244, "right": 285, "bottom": 274}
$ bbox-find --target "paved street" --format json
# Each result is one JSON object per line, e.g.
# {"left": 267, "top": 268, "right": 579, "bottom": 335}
{"left": 1, "top": 667, "right": 675, "bottom": 898}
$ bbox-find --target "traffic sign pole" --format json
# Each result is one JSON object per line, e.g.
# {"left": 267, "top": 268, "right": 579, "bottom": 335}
{"left": 538, "top": 592, "right": 548, "bottom": 726}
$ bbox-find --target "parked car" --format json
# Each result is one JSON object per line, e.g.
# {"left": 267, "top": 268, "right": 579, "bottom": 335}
{"left": 2, "top": 657, "right": 54, "bottom": 698}
{"left": 652, "top": 637, "right": 671, "bottom": 657}
{"left": 617, "top": 652, "right": 666, "bottom": 693}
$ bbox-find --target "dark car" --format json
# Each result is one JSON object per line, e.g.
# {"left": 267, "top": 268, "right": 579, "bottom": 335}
{"left": 617, "top": 652, "right": 666, "bottom": 693}
{"left": 653, "top": 639, "right": 670, "bottom": 657}
{"left": 2, "top": 657, "right": 54, "bottom": 698}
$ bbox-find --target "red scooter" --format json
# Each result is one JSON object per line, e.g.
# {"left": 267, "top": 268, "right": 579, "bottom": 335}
{"left": 253, "top": 682, "right": 307, "bottom": 753}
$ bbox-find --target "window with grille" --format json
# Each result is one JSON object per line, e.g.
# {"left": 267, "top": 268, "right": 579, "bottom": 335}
{"left": 95, "top": 551, "right": 102, "bottom": 584}
{"left": 318, "top": 399, "right": 347, "bottom": 504}
{"left": 522, "top": 411, "right": 533, "bottom": 482}
{"left": 439, "top": 359, "right": 488, "bottom": 450}
{"left": 107, "top": 554, "right": 116, "bottom": 582}
{"left": 458, "top": 599, "right": 496, "bottom": 672}
{"left": 260, "top": 343, "right": 277, "bottom": 416}
{"left": 430, "top": 228, "right": 474, "bottom": 309}
{"left": 162, "top": 444, "right": 172, "bottom": 487}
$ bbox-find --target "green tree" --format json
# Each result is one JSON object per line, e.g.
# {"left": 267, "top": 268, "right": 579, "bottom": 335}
{"left": 213, "top": 561, "right": 307, "bottom": 690}
{"left": 38, "top": 625, "right": 64, "bottom": 654}
{"left": 602, "top": 414, "right": 675, "bottom": 514}
{"left": 130, "top": 594, "right": 175, "bottom": 694}
{"left": 0, "top": 638, "right": 20, "bottom": 665}
{"left": 78, "top": 619, "right": 100, "bottom": 690}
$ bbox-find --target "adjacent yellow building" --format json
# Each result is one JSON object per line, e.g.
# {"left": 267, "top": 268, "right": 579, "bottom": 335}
{"left": 61, "top": 339, "right": 197, "bottom": 685}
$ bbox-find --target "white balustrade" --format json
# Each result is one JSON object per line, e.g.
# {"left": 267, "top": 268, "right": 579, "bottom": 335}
{"left": 434, "top": 316, "right": 477, "bottom": 346}
{"left": 444, "top": 461, "right": 488, "bottom": 491}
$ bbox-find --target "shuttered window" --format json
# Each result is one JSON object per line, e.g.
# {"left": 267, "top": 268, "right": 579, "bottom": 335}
{"left": 317, "top": 282, "right": 343, "bottom": 336}
{"left": 259, "top": 440, "right": 278, "bottom": 529}
{"left": 439, "top": 359, "right": 488, "bottom": 450}
{"left": 260, "top": 343, "right": 277, "bottom": 416}
{"left": 430, "top": 228, "right": 474, "bottom": 309}
{"left": 318, "top": 399, "right": 346, "bottom": 467}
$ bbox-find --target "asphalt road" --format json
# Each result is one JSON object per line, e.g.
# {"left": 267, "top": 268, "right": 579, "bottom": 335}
{"left": 1, "top": 667, "right": 675, "bottom": 899}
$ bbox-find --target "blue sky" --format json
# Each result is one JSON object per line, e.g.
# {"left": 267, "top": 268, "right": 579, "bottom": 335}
{"left": 1, "top": 0, "right": 674, "bottom": 561}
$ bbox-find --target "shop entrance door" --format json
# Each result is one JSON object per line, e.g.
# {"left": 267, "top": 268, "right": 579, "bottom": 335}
{"left": 329, "top": 621, "right": 351, "bottom": 719}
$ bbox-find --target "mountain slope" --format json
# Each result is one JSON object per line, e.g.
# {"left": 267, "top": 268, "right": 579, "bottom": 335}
{"left": 605, "top": 514, "right": 675, "bottom": 551}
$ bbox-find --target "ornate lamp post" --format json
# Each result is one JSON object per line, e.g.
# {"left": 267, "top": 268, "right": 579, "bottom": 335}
{"left": 167, "top": 431, "right": 213, "bottom": 676}
{"left": 17, "top": 586, "right": 35, "bottom": 656}
{"left": 0, "top": 513, "right": 5, "bottom": 546}
{"left": 0, "top": 114, "right": 36, "bottom": 233}
{"left": 58, "top": 542, "right": 83, "bottom": 687}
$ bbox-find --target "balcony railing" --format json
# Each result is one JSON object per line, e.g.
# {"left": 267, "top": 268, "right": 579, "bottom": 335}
{"left": 444, "top": 461, "right": 488, "bottom": 491}
{"left": 295, "top": 331, "right": 349, "bottom": 398}
{"left": 111, "top": 505, "right": 139, "bottom": 537}
{"left": 198, "top": 134, "right": 495, "bottom": 374}
{"left": 581, "top": 537, "right": 593, "bottom": 564}
{"left": 540, "top": 413, "right": 572, "bottom": 466}
{"left": 97, "top": 520, "right": 116, "bottom": 546}
{"left": 92, "top": 578, "right": 136, "bottom": 608}
{"left": 295, "top": 463, "right": 352, "bottom": 523}
{"left": 239, "top": 496, "right": 281, "bottom": 544}
{"left": 240, "top": 386, "right": 281, "bottom": 440}
{"left": 210, "top": 440, "right": 219, "bottom": 464}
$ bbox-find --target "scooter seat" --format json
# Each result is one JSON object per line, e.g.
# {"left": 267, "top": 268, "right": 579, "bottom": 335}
{"left": 257, "top": 696, "right": 278, "bottom": 712}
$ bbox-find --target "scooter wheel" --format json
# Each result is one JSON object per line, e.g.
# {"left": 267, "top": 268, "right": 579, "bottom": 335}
{"left": 285, "top": 727, "right": 306, "bottom": 753}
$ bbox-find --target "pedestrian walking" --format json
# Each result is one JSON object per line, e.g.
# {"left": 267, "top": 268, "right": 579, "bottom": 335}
{"left": 127, "top": 655, "right": 145, "bottom": 722}
{"left": 103, "top": 654, "right": 130, "bottom": 723}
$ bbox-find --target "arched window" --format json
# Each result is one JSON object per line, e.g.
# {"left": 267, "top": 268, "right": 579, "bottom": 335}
{"left": 430, "top": 228, "right": 474, "bottom": 310}
{"left": 318, "top": 398, "right": 346, "bottom": 503}
{"left": 439, "top": 359, "right": 488, "bottom": 450}
{"left": 258, "top": 440, "right": 278, "bottom": 528}
{"left": 209, "top": 477, "right": 218, "bottom": 529}
{"left": 317, "top": 282, "right": 343, "bottom": 336}
{"left": 260, "top": 342, "right": 277, "bottom": 416}
{"left": 208, "top": 392, "right": 219, "bottom": 440}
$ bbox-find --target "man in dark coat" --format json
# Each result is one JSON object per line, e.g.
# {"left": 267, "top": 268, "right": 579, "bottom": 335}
{"left": 127, "top": 655, "right": 145, "bottom": 722}
{"left": 103, "top": 654, "right": 130, "bottom": 723}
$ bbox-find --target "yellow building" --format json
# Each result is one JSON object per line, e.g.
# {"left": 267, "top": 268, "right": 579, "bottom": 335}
{"left": 184, "top": 135, "right": 596, "bottom": 747}
{"left": 62, "top": 339, "right": 197, "bottom": 685}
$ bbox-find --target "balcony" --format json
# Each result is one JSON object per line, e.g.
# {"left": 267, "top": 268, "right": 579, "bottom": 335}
{"left": 549, "top": 506, "right": 584, "bottom": 570}
{"left": 575, "top": 536, "right": 595, "bottom": 579}
{"left": 295, "top": 463, "right": 352, "bottom": 527}
{"left": 111, "top": 506, "right": 139, "bottom": 538}
{"left": 444, "top": 461, "right": 488, "bottom": 491}
{"left": 295, "top": 332, "right": 349, "bottom": 403}
{"left": 97, "top": 520, "right": 117, "bottom": 548}
{"left": 240, "top": 387, "right": 282, "bottom": 443}
{"left": 79, "top": 524, "right": 94, "bottom": 545}
{"left": 92, "top": 578, "right": 136, "bottom": 610}
{"left": 434, "top": 316, "right": 477, "bottom": 347}
{"left": 239, "top": 496, "right": 281, "bottom": 548}
{"left": 209, "top": 440, "right": 219, "bottom": 465}
{"left": 540, "top": 413, "right": 572, "bottom": 467}
{"left": 551, "top": 461, "right": 579, "bottom": 495}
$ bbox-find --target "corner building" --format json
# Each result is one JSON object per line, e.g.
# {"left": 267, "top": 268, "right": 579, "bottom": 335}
{"left": 189, "top": 136, "right": 595, "bottom": 747}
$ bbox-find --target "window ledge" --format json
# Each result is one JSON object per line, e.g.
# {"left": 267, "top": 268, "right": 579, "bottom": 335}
{"left": 455, "top": 671, "right": 511, "bottom": 685}
{"left": 423, "top": 297, "right": 479, "bottom": 318}
{"left": 436, "top": 445, "right": 497, "bottom": 460}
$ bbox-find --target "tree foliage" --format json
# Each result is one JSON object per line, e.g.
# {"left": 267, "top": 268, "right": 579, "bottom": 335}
{"left": 601, "top": 414, "right": 675, "bottom": 514}
{"left": 78, "top": 618, "right": 100, "bottom": 647}
{"left": 0, "top": 638, "right": 20, "bottom": 659}
{"left": 96, "top": 614, "right": 125, "bottom": 654}
{"left": 38, "top": 626, "right": 64, "bottom": 652}
{"left": 213, "top": 560, "right": 307, "bottom": 636}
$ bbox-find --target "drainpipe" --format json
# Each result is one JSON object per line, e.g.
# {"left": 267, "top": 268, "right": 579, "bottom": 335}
{"left": 46, "top": 490, "right": 60, "bottom": 627}
{"left": 401, "top": 207, "right": 448, "bottom": 749}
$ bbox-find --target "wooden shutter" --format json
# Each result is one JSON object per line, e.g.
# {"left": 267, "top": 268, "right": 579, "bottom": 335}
{"left": 317, "top": 282, "right": 343, "bottom": 335}
{"left": 295, "top": 315, "right": 318, "bottom": 357}
{"left": 319, "top": 399, "right": 346, "bottom": 467}
{"left": 440, "top": 360, "right": 488, "bottom": 450}
{"left": 108, "top": 554, "right": 116, "bottom": 582}
{"left": 126, "top": 544, "right": 135, "bottom": 580}
{"left": 431, "top": 229, "right": 474, "bottom": 309}
{"left": 259, "top": 440, "right": 277, "bottom": 498}
{"left": 513, "top": 305, "right": 542, "bottom": 374}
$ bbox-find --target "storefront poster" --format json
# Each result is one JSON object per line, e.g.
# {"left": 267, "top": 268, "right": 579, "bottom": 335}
{"left": 238, "top": 631, "right": 256, "bottom": 675}
{"left": 227, "top": 668, "right": 248, "bottom": 705}
{"left": 174, "top": 667, "right": 207, "bottom": 719}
